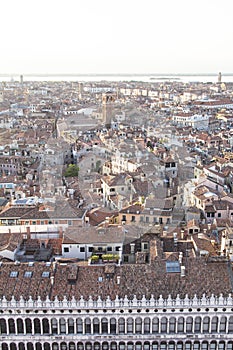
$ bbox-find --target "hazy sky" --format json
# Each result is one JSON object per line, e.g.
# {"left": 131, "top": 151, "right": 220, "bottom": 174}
{"left": 1, "top": 0, "right": 233, "bottom": 74}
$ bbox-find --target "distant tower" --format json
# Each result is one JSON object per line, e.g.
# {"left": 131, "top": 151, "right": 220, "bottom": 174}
{"left": 0, "top": 91, "right": 3, "bottom": 103}
{"left": 78, "top": 82, "right": 83, "bottom": 99}
{"left": 218, "top": 72, "right": 222, "bottom": 84}
{"left": 20, "top": 75, "right": 23, "bottom": 86}
{"left": 102, "top": 91, "right": 116, "bottom": 127}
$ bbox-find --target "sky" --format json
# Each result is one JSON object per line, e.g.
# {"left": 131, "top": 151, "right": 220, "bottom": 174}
{"left": 1, "top": 0, "right": 233, "bottom": 75}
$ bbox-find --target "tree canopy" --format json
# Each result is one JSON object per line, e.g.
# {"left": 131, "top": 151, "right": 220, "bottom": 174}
{"left": 64, "top": 164, "right": 79, "bottom": 177}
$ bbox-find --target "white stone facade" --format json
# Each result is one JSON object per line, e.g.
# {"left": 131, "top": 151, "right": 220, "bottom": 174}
{"left": 1, "top": 294, "right": 233, "bottom": 349}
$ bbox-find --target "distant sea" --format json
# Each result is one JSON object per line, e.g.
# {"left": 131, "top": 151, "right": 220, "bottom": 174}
{"left": 1, "top": 73, "right": 233, "bottom": 83}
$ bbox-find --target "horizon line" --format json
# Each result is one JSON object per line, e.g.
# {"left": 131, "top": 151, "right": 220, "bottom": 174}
{"left": 0, "top": 72, "right": 233, "bottom": 77}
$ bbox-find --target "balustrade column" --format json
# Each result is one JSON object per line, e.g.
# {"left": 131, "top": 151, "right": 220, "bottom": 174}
{"left": 40, "top": 319, "right": 42, "bottom": 335}
{"left": 225, "top": 318, "right": 228, "bottom": 333}
{"left": 66, "top": 319, "right": 69, "bottom": 335}
{"left": 200, "top": 318, "right": 203, "bottom": 334}
{"left": 74, "top": 319, "right": 77, "bottom": 334}
{"left": 23, "top": 319, "right": 27, "bottom": 335}
{"left": 115, "top": 320, "right": 119, "bottom": 334}
{"left": 31, "top": 319, "right": 35, "bottom": 335}
{"left": 49, "top": 319, "right": 52, "bottom": 335}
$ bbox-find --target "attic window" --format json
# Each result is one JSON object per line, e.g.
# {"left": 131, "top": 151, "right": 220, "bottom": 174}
{"left": 42, "top": 271, "right": 50, "bottom": 278}
{"left": 10, "top": 271, "right": 18, "bottom": 278}
{"left": 166, "top": 261, "right": 181, "bottom": 273}
{"left": 24, "top": 271, "right": 33, "bottom": 278}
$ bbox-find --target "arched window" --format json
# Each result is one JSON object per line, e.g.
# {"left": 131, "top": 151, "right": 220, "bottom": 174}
{"left": 110, "top": 318, "right": 116, "bottom": 334}
{"left": 203, "top": 317, "right": 210, "bottom": 333}
{"left": 152, "top": 343, "right": 158, "bottom": 350}
{"left": 161, "top": 317, "right": 168, "bottom": 333}
{"left": 25, "top": 318, "right": 32, "bottom": 334}
{"left": 44, "top": 343, "right": 51, "bottom": 350}
{"left": 93, "top": 318, "right": 100, "bottom": 334}
{"left": 185, "top": 342, "right": 192, "bottom": 350}
{"left": 94, "top": 343, "right": 100, "bottom": 350}
{"left": 210, "top": 342, "right": 217, "bottom": 350}
{"left": 160, "top": 342, "right": 167, "bottom": 350}
{"left": 110, "top": 343, "right": 117, "bottom": 350}
{"left": 168, "top": 342, "right": 175, "bottom": 350}
{"left": 101, "top": 318, "right": 108, "bottom": 334}
{"left": 186, "top": 317, "right": 193, "bottom": 333}
{"left": 8, "top": 319, "right": 16, "bottom": 334}
{"left": 152, "top": 317, "right": 159, "bottom": 333}
{"left": 51, "top": 318, "right": 58, "bottom": 335}
{"left": 135, "top": 342, "right": 142, "bottom": 350}
{"left": 144, "top": 317, "right": 150, "bottom": 334}
{"left": 169, "top": 317, "right": 176, "bottom": 333}
{"left": 177, "top": 317, "right": 184, "bottom": 333}
{"left": 42, "top": 318, "right": 49, "bottom": 334}
{"left": 193, "top": 342, "right": 200, "bottom": 350}
{"left": 68, "top": 318, "right": 74, "bottom": 334}
{"left": 60, "top": 318, "right": 66, "bottom": 334}
{"left": 194, "top": 317, "right": 201, "bottom": 333}
{"left": 135, "top": 317, "right": 142, "bottom": 334}
{"left": 85, "top": 318, "right": 91, "bottom": 334}
{"left": 144, "top": 342, "right": 150, "bottom": 350}
{"left": 127, "top": 318, "right": 133, "bottom": 334}
{"left": 211, "top": 317, "right": 218, "bottom": 333}
{"left": 227, "top": 341, "right": 233, "bottom": 350}
{"left": 102, "top": 343, "right": 108, "bottom": 350}
{"left": 36, "top": 343, "right": 42, "bottom": 350}
{"left": 19, "top": 343, "right": 25, "bottom": 350}
{"left": 69, "top": 342, "right": 75, "bottom": 350}
{"left": 201, "top": 342, "right": 208, "bottom": 350}
{"left": 119, "top": 318, "right": 125, "bottom": 334}
{"left": 77, "top": 343, "right": 84, "bottom": 350}
{"left": 76, "top": 318, "right": 83, "bottom": 334}
{"left": 219, "top": 342, "right": 226, "bottom": 350}
{"left": 2, "top": 344, "right": 9, "bottom": 350}
{"left": 220, "top": 316, "right": 227, "bottom": 333}
{"left": 119, "top": 343, "right": 125, "bottom": 350}
{"left": 127, "top": 343, "right": 133, "bottom": 350}
{"left": 27, "top": 343, "right": 34, "bottom": 350}
{"left": 61, "top": 343, "right": 67, "bottom": 350}
{"left": 85, "top": 343, "right": 92, "bottom": 350}
{"left": 10, "top": 344, "right": 17, "bottom": 350}
{"left": 177, "top": 342, "right": 183, "bottom": 350}
{"left": 34, "top": 318, "right": 41, "bottom": 334}
{"left": 228, "top": 317, "right": 233, "bottom": 333}
{"left": 0, "top": 318, "right": 7, "bottom": 334}
{"left": 51, "top": 343, "right": 59, "bottom": 350}
{"left": 17, "top": 319, "right": 24, "bottom": 334}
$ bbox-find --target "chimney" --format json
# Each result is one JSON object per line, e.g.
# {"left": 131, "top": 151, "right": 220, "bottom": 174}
{"left": 181, "top": 266, "right": 185, "bottom": 277}
{"left": 26, "top": 226, "right": 31, "bottom": 240}
{"left": 181, "top": 230, "right": 184, "bottom": 240}
{"left": 117, "top": 276, "right": 121, "bottom": 285}
{"left": 130, "top": 243, "right": 135, "bottom": 254}
{"left": 59, "top": 227, "right": 63, "bottom": 239}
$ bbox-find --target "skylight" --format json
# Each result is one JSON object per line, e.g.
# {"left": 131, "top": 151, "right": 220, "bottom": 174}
{"left": 10, "top": 271, "right": 18, "bottom": 278}
{"left": 42, "top": 271, "right": 50, "bottom": 278}
{"left": 166, "top": 261, "right": 181, "bottom": 273}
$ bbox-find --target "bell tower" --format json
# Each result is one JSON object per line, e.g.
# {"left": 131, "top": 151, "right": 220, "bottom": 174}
{"left": 102, "top": 91, "right": 116, "bottom": 127}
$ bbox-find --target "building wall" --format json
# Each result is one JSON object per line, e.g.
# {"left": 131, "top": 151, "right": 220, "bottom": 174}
{"left": 1, "top": 295, "right": 233, "bottom": 349}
